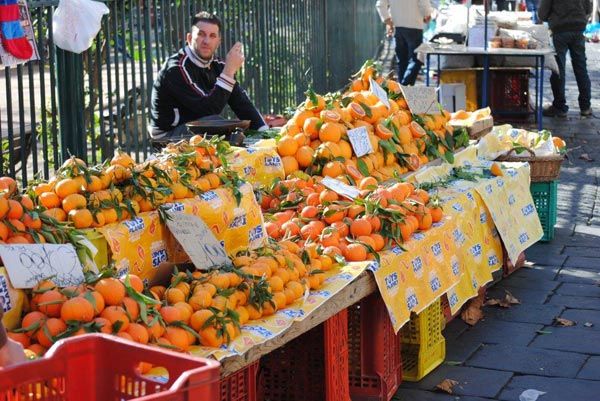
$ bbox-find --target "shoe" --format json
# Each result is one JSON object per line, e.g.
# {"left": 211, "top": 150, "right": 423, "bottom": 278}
{"left": 580, "top": 108, "right": 593, "bottom": 118}
{"left": 542, "top": 105, "right": 568, "bottom": 118}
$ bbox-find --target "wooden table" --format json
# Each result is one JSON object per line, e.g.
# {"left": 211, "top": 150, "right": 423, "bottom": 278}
{"left": 219, "top": 271, "right": 378, "bottom": 377}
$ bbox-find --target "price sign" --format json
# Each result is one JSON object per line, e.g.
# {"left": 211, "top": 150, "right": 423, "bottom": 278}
{"left": 0, "top": 244, "right": 85, "bottom": 289}
{"left": 321, "top": 177, "right": 360, "bottom": 200}
{"left": 369, "top": 77, "right": 391, "bottom": 109}
{"left": 347, "top": 126, "right": 374, "bottom": 158}
{"left": 400, "top": 85, "right": 440, "bottom": 115}
{"left": 165, "top": 212, "right": 230, "bottom": 270}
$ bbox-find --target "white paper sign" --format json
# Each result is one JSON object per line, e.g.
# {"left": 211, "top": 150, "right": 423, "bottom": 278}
{"left": 0, "top": 244, "right": 85, "bottom": 289}
{"left": 347, "top": 126, "right": 374, "bottom": 158}
{"left": 321, "top": 177, "right": 361, "bottom": 199}
{"left": 369, "top": 77, "right": 391, "bottom": 109}
{"left": 400, "top": 85, "right": 440, "bottom": 115}
{"left": 165, "top": 212, "right": 230, "bottom": 270}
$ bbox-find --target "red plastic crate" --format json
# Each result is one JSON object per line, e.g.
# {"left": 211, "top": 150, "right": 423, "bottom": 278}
{"left": 0, "top": 333, "right": 220, "bottom": 401}
{"left": 220, "top": 360, "right": 259, "bottom": 401}
{"left": 258, "top": 309, "right": 350, "bottom": 401}
{"left": 489, "top": 69, "right": 530, "bottom": 120}
{"left": 348, "top": 293, "right": 402, "bottom": 401}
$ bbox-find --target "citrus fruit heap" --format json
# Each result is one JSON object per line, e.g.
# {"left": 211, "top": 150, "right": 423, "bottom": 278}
{"left": 260, "top": 175, "right": 443, "bottom": 262}
{"left": 27, "top": 135, "right": 234, "bottom": 230}
{"left": 275, "top": 61, "right": 459, "bottom": 181}
{"left": 0, "top": 176, "right": 88, "bottom": 245}
{"left": 9, "top": 241, "right": 321, "bottom": 354}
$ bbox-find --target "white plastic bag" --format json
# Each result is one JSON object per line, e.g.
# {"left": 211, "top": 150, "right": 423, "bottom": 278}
{"left": 52, "top": 0, "right": 109, "bottom": 54}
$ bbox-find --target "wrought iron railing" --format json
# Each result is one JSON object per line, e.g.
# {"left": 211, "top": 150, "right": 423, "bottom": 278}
{"left": 0, "top": 0, "right": 383, "bottom": 186}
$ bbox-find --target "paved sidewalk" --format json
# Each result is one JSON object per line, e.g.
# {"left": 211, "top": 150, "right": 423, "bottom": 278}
{"left": 392, "top": 43, "right": 600, "bottom": 400}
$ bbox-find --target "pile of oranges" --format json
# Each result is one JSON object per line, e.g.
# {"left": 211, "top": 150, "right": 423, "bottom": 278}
{"left": 27, "top": 135, "right": 231, "bottom": 230}
{"left": 0, "top": 176, "right": 81, "bottom": 245}
{"left": 8, "top": 241, "right": 321, "bottom": 355}
{"left": 260, "top": 175, "right": 443, "bottom": 262}
{"left": 275, "top": 62, "right": 456, "bottom": 182}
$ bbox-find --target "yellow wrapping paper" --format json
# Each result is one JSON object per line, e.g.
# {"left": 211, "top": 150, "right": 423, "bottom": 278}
{"left": 371, "top": 215, "right": 463, "bottom": 333}
{"left": 471, "top": 161, "right": 544, "bottom": 264}
{"left": 99, "top": 183, "right": 266, "bottom": 281}
{"left": 227, "top": 146, "right": 285, "bottom": 188}
{"left": 436, "top": 186, "right": 503, "bottom": 315}
{"left": 0, "top": 267, "right": 25, "bottom": 330}
{"left": 371, "top": 180, "right": 506, "bottom": 332}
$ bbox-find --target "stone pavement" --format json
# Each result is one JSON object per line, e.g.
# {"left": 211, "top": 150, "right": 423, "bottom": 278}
{"left": 391, "top": 43, "right": 600, "bottom": 400}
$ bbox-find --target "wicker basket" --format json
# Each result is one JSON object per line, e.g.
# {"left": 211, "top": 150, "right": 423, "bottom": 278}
{"left": 496, "top": 147, "right": 564, "bottom": 182}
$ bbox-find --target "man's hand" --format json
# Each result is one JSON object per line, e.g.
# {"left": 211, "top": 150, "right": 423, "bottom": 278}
{"left": 384, "top": 18, "right": 394, "bottom": 38}
{"left": 0, "top": 302, "right": 26, "bottom": 367}
{"left": 386, "top": 23, "right": 394, "bottom": 37}
{"left": 223, "top": 42, "right": 245, "bottom": 78}
{"left": 0, "top": 338, "right": 26, "bottom": 367}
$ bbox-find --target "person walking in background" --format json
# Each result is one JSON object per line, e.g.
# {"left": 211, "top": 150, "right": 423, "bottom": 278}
{"left": 376, "top": 0, "right": 433, "bottom": 86}
{"left": 539, "top": 0, "right": 593, "bottom": 118}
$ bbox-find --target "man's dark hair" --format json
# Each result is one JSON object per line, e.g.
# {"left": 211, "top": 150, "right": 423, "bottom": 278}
{"left": 191, "top": 11, "right": 222, "bottom": 34}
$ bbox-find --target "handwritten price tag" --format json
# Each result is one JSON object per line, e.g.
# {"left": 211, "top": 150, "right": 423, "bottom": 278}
{"left": 369, "top": 77, "right": 391, "bottom": 109}
{"left": 347, "top": 126, "right": 374, "bottom": 158}
{"left": 0, "top": 244, "right": 85, "bottom": 289}
{"left": 321, "top": 177, "right": 360, "bottom": 199}
{"left": 400, "top": 85, "right": 440, "bottom": 115}
{"left": 165, "top": 211, "right": 230, "bottom": 270}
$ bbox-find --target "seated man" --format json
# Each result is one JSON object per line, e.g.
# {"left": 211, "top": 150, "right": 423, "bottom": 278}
{"left": 150, "top": 12, "right": 268, "bottom": 139}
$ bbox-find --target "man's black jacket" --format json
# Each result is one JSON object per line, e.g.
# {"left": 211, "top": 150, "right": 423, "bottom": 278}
{"left": 538, "top": 0, "right": 592, "bottom": 34}
{"left": 150, "top": 46, "right": 266, "bottom": 136}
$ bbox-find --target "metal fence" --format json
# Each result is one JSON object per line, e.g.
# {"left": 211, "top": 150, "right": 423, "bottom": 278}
{"left": 0, "top": 0, "right": 383, "bottom": 186}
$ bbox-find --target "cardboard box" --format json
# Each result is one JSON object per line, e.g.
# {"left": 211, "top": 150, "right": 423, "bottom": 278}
{"left": 439, "top": 83, "right": 467, "bottom": 112}
{"left": 450, "top": 116, "right": 494, "bottom": 139}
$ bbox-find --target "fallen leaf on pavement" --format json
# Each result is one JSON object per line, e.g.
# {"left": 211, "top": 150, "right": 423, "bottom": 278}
{"left": 462, "top": 302, "right": 484, "bottom": 325}
{"left": 504, "top": 290, "right": 521, "bottom": 305}
{"left": 584, "top": 322, "right": 594, "bottom": 328}
{"left": 579, "top": 153, "right": 594, "bottom": 162}
{"left": 461, "top": 291, "right": 485, "bottom": 325}
{"left": 485, "top": 290, "right": 521, "bottom": 308}
{"left": 435, "top": 378, "right": 459, "bottom": 394}
{"left": 553, "top": 317, "right": 576, "bottom": 326}
{"left": 485, "top": 298, "right": 509, "bottom": 307}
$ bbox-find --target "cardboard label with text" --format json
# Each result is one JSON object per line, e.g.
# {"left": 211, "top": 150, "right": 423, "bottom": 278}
{"left": 165, "top": 212, "right": 231, "bottom": 270}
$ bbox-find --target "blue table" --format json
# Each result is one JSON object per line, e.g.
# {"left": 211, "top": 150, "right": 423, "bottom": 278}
{"left": 417, "top": 44, "right": 554, "bottom": 131}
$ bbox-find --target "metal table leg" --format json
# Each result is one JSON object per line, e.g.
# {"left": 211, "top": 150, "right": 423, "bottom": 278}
{"left": 426, "top": 54, "right": 430, "bottom": 86}
{"left": 535, "top": 56, "right": 539, "bottom": 126}
{"left": 538, "top": 56, "right": 545, "bottom": 131}
{"left": 437, "top": 54, "right": 441, "bottom": 86}
{"left": 482, "top": 54, "right": 489, "bottom": 107}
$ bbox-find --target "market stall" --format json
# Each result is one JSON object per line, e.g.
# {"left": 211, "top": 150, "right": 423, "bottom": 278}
{"left": 421, "top": 3, "right": 557, "bottom": 130}
{"left": 0, "top": 60, "right": 565, "bottom": 401}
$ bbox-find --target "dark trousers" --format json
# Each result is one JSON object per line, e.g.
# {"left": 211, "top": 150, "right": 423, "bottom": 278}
{"left": 394, "top": 27, "right": 423, "bottom": 86}
{"left": 550, "top": 31, "right": 592, "bottom": 112}
{"left": 496, "top": 0, "right": 516, "bottom": 11}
